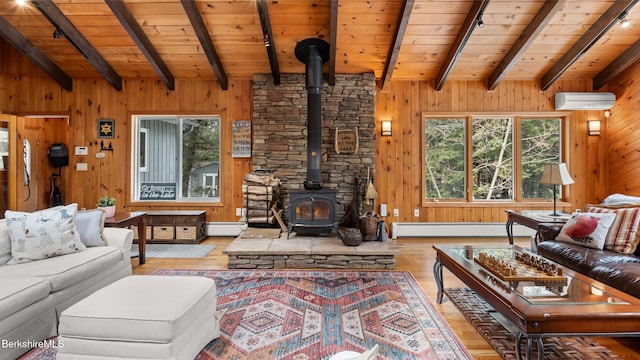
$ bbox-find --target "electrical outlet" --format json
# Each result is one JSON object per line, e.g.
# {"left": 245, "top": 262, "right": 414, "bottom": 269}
{"left": 380, "top": 204, "right": 387, "bottom": 217}
{"left": 235, "top": 208, "right": 242, "bottom": 216}
{"left": 414, "top": 208, "right": 419, "bottom": 217}
{"left": 393, "top": 208, "right": 399, "bottom": 217}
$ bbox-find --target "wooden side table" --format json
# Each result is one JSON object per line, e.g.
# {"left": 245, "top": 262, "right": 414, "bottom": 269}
{"left": 104, "top": 212, "right": 147, "bottom": 265}
{"left": 505, "top": 210, "right": 570, "bottom": 245}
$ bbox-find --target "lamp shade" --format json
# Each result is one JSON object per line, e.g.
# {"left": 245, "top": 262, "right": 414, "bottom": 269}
{"left": 539, "top": 163, "right": 574, "bottom": 185}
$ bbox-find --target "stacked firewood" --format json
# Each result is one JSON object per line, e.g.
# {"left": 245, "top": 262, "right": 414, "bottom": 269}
{"left": 242, "top": 171, "right": 282, "bottom": 225}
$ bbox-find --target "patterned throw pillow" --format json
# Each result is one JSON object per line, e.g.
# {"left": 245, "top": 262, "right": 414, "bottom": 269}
{"left": 556, "top": 212, "right": 617, "bottom": 250}
{"left": 585, "top": 205, "right": 640, "bottom": 253}
{"left": 76, "top": 209, "right": 107, "bottom": 247}
{"left": 4, "top": 203, "right": 87, "bottom": 264}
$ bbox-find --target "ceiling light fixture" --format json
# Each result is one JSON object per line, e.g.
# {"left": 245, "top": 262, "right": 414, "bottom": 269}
{"left": 620, "top": 17, "right": 631, "bottom": 28}
{"left": 619, "top": 11, "right": 631, "bottom": 28}
{"left": 15, "top": 0, "right": 27, "bottom": 6}
{"left": 477, "top": 13, "right": 485, "bottom": 28}
{"left": 53, "top": 28, "right": 63, "bottom": 39}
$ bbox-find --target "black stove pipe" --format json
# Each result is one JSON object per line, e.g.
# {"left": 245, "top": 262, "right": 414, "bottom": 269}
{"left": 295, "top": 38, "right": 330, "bottom": 190}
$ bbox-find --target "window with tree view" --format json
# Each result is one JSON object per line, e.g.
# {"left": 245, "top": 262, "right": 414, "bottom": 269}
{"left": 133, "top": 115, "right": 221, "bottom": 202}
{"left": 424, "top": 115, "right": 561, "bottom": 202}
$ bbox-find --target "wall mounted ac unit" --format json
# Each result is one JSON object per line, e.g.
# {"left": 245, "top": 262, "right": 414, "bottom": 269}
{"left": 554, "top": 92, "right": 616, "bottom": 110}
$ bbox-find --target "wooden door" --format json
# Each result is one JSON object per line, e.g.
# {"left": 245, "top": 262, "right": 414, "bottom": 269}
{"left": 0, "top": 114, "right": 17, "bottom": 216}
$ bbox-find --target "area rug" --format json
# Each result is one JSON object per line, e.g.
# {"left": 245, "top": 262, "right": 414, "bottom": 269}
{"left": 130, "top": 244, "right": 216, "bottom": 258}
{"left": 445, "top": 287, "right": 622, "bottom": 360}
{"left": 19, "top": 270, "right": 472, "bottom": 360}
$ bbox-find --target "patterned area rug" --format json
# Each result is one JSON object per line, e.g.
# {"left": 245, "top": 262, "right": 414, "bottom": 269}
{"left": 19, "top": 270, "right": 471, "bottom": 360}
{"left": 130, "top": 244, "right": 216, "bottom": 258}
{"left": 446, "top": 287, "right": 622, "bottom": 360}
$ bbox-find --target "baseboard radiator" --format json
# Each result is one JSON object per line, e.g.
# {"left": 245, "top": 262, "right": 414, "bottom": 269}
{"left": 206, "top": 222, "right": 537, "bottom": 239}
{"left": 390, "top": 222, "right": 536, "bottom": 239}
{"left": 205, "top": 223, "right": 245, "bottom": 237}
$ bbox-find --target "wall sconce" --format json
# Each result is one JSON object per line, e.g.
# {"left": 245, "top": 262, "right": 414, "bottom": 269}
{"left": 381, "top": 120, "right": 392, "bottom": 136}
{"left": 588, "top": 120, "right": 601, "bottom": 136}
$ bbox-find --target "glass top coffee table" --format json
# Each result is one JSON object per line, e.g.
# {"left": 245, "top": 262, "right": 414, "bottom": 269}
{"left": 433, "top": 244, "right": 640, "bottom": 360}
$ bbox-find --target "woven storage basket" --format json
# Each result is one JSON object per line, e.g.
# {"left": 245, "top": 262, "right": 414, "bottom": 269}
{"left": 360, "top": 216, "right": 379, "bottom": 241}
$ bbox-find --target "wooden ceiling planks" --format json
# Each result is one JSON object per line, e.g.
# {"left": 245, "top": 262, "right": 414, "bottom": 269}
{"left": 0, "top": 0, "right": 638, "bottom": 90}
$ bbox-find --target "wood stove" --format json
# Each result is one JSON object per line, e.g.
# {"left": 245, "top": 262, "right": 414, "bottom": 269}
{"left": 287, "top": 38, "right": 337, "bottom": 236}
{"left": 288, "top": 190, "right": 337, "bottom": 235}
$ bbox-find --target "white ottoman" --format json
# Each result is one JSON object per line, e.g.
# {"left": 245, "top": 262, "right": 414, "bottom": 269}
{"left": 57, "top": 275, "right": 219, "bottom": 360}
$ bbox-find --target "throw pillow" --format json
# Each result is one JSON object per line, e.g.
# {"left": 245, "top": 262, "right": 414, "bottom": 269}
{"left": 556, "top": 212, "right": 616, "bottom": 249}
{"left": 76, "top": 209, "right": 107, "bottom": 247}
{"left": 4, "top": 203, "right": 87, "bottom": 264}
{"left": 585, "top": 204, "right": 640, "bottom": 254}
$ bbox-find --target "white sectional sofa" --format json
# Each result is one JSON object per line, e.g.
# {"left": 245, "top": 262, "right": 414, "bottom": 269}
{"left": 0, "top": 206, "right": 133, "bottom": 360}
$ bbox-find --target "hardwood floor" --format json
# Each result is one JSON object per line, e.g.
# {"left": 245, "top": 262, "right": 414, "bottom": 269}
{"left": 132, "top": 236, "right": 640, "bottom": 359}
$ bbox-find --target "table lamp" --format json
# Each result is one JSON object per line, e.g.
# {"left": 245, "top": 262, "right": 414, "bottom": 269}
{"left": 539, "top": 163, "right": 574, "bottom": 216}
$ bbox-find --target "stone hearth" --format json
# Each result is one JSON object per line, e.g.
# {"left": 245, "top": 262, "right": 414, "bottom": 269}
{"left": 223, "top": 235, "right": 400, "bottom": 269}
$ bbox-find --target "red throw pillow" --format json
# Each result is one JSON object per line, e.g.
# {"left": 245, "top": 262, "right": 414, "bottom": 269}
{"left": 556, "top": 212, "right": 616, "bottom": 249}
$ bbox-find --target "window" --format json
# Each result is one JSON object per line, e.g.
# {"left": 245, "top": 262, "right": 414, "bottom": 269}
{"left": 139, "top": 128, "right": 148, "bottom": 172}
{"left": 423, "top": 115, "right": 562, "bottom": 202}
{"left": 472, "top": 117, "right": 513, "bottom": 200}
{"left": 424, "top": 118, "right": 465, "bottom": 199}
{"left": 133, "top": 115, "right": 221, "bottom": 202}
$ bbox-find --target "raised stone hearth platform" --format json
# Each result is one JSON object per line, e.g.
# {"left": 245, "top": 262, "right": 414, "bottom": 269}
{"left": 223, "top": 234, "right": 400, "bottom": 269}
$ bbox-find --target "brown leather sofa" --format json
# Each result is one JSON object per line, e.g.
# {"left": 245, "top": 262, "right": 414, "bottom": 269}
{"left": 537, "top": 223, "right": 640, "bottom": 299}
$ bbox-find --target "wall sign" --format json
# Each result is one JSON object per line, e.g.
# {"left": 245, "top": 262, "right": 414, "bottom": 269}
{"left": 334, "top": 127, "right": 359, "bottom": 154}
{"left": 232, "top": 120, "right": 251, "bottom": 158}
{"left": 98, "top": 118, "right": 115, "bottom": 139}
{"left": 140, "top": 183, "right": 176, "bottom": 200}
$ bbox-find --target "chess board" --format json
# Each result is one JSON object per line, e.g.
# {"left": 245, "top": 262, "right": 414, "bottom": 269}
{"left": 474, "top": 251, "right": 568, "bottom": 286}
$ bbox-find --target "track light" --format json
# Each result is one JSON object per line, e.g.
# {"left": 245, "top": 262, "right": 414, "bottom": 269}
{"left": 620, "top": 17, "right": 630, "bottom": 28}
{"left": 53, "top": 28, "right": 63, "bottom": 39}
{"left": 477, "top": 13, "right": 485, "bottom": 28}
{"left": 619, "top": 11, "right": 631, "bottom": 28}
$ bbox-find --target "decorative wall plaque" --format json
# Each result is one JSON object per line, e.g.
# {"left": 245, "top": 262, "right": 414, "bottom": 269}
{"left": 335, "top": 127, "right": 359, "bottom": 154}
{"left": 97, "top": 118, "right": 115, "bottom": 139}
{"left": 232, "top": 120, "right": 251, "bottom": 158}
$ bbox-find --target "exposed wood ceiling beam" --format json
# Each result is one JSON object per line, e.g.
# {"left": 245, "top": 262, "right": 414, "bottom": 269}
{"left": 487, "top": 0, "right": 564, "bottom": 90}
{"left": 593, "top": 39, "right": 640, "bottom": 90}
{"left": 31, "top": 0, "right": 122, "bottom": 91}
{"left": 0, "top": 16, "right": 72, "bottom": 91}
{"left": 540, "top": 0, "right": 638, "bottom": 91}
{"left": 105, "top": 0, "right": 175, "bottom": 91}
{"left": 380, "top": 0, "right": 414, "bottom": 91}
{"left": 434, "top": 0, "right": 490, "bottom": 91}
{"left": 256, "top": 0, "right": 280, "bottom": 86}
{"left": 180, "top": 0, "right": 228, "bottom": 91}
{"left": 328, "top": 0, "right": 338, "bottom": 86}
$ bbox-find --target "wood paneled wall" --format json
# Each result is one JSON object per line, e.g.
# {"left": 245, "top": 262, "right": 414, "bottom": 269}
{"left": 0, "top": 42, "right": 252, "bottom": 221}
{"left": 0, "top": 42, "right": 612, "bottom": 223}
{"left": 375, "top": 79, "right": 606, "bottom": 223}
{"left": 604, "top": 61, "right": 640, "bottom": 197}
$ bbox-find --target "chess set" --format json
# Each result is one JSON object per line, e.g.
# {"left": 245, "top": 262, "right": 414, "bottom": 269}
{"left": 474, "top": 251, "right": 568, "bottom": 286}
